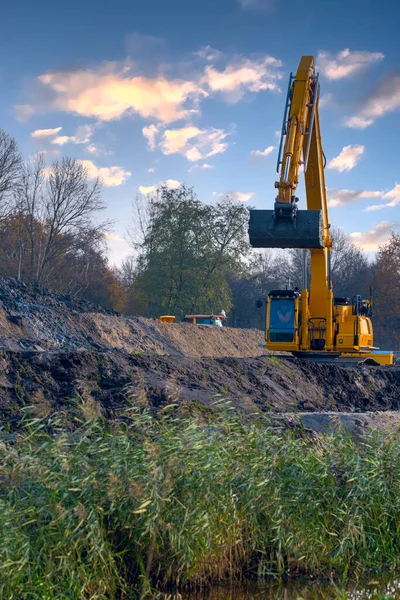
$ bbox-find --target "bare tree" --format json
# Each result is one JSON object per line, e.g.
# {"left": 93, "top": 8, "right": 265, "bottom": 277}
{"left": 118, "top": 255, "right": 137, "bottom": 287}
{"left": 127, "top": 191, "right": 157, "bottom": 250}
{"left": 15, "top": 156, "right": 107, "bottom": 285}
{"left": 0, "top": 129, "right": 22, "bottom": 219}
{"left": 15, "top": 154, "right": 46, "bottom": 281}
{"left": 276, "top": 227, "right": 371, "bottom": 297}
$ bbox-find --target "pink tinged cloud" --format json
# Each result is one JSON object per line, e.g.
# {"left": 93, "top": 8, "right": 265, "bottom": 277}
{"left": 139, "top": 185, "right": 157, "bottom": 195}
{"left": 250, "top": 145, "right": 274, "bottom": 158}
{"left": 317, "top": 49, "right": 384, "bottom": 80}
{"left": 188, "top": 163, "right": 215, "bottom": 173}
{"left": 160, "top": 126, "right": 230, "bottom": 162}
{"left": 142, "top": 124, "right": 159, "bottom": 150}
{"left": 51, "top": 124, "right": 93, "bottom": 146}
{"left": 29, "top": 65, "right": 207, "bottom": 124}
{"left": 203, "top": 56, "right": 282, "bottom": 102}
{"left": 77, "top": 160, "right": 131, "bottom": 187}
{"left": 213, "top": 190, "right": 254, "bottom": 202}
{"left": 139, "top": 179, "right": 181, "bottom": 195}
{"left": 16, "top": 52, "right": 283, "bottom": 124}
{"left": 364, "top": 184, "right": 400, "bottom": 211}
{"left": 350, "top": 221, "right": 398, "bottom": 251}
{"left": 327, "top": 188, "right": 383, "bottom": 208}
{"left": 327, "top": 145, "right": 364, "bottom": 172}
{"left": 344, "top": 71, "right": 400, "bottom": 129}
{"left": 31, "top": 127, "right": 62, "bottom": 138}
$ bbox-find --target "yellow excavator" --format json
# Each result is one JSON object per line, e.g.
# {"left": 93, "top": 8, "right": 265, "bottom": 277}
{"left": 249, "top": 55, "right": 393, "bottom": 365}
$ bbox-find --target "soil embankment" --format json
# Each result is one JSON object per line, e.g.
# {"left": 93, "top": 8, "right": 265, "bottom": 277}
{"left": 0, "top": 276, "right": 399, "bottom": 434}
{"left": 0, "top": 277, "right": 266, "bottom": 357}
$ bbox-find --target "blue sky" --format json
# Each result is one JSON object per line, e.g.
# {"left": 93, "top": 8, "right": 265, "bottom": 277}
{"left": 2, "top": 0, "right": 399, "bottom": 264}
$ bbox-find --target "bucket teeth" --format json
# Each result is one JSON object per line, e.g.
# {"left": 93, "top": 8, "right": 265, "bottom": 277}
{"left": 248, "top": 209, "right": 324, "bottom": 249}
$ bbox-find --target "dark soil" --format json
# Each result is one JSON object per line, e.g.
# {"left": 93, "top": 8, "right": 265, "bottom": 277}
{"left": 1, "top": 349, "right": 399, "bottom": 430}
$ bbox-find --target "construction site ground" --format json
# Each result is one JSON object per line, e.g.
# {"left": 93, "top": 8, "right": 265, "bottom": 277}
{"left": 0, "top": 277, "right": 399, "bottom": 435}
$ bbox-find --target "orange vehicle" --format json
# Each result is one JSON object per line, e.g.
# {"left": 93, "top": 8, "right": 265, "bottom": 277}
{"left": 157, "top": 315, "right": 176, "bottom": 323}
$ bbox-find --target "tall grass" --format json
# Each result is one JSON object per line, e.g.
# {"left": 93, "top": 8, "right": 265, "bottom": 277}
{"left": 1, "top": 403, "right": 400, "bottom": 599}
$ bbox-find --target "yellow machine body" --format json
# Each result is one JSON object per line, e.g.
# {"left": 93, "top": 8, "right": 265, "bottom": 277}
{"left": 157, "top": 315, "right": 176, "bottom": 323}
{"left": 265, "top": 292, "right": 374, "bottom": 355}
{"left": 249, "top": 56, "right": 393, "bottom": 366}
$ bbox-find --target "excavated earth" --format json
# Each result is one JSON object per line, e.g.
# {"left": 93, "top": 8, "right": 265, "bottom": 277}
{"left": 0, "top": 277, "right": 399, "bottom": 435}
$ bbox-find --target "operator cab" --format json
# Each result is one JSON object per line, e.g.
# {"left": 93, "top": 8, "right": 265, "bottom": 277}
{"left": 267, "top": 290, "right": 299, "bottom": 344}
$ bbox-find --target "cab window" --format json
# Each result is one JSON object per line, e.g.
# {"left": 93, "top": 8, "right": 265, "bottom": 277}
{"left": 269, "top": 299, "right": 295, "bottom": 342}
{"left": 195, "top": 317, "right": 212, "bottom": 324}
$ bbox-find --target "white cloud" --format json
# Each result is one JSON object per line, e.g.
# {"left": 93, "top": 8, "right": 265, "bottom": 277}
{"left": 160, "top": 126, "right": 230, "bottom": 162}
{"left": 364, "top": 183, "right": 400, "bottom": 211}
{"left": 31, "top": 127, "right": 62, "bottom": 139}
{"left": 51, "top": 124, "right": 94, "bottom": 146}
{"left": 189, "top": 163, "right": 215, "bottom": 173}
{"left": 343, "top": 116, "right": 374, "bottom": 129}
{"left": 84, "top": 144, "right": 113, "bottom": 157}
{"left": 195, "top": 45, "right": 223, "bottom": 62}
{"left": 148, "top": 167, "right": 156, "bottom": 173}
{"left": 164, "top": 179, "right": 181, "bottom": 189}
{"left": 77, "top": 160, "right": 131, "bottom": 187}
{"left": 213, "top": 190, "right": 254, "bottom": 202}
{"left": 250, "top": 145, "right": 274, "bottom": 158}
{"left": 142, "top": 124, "right": 159, "bottom": 150}
{"left": 344, "top": 71, "right": 400, "bottom": 129}
{"left": 350, "top": 221, "right": 397, "bottom": 251}
{"left": 327, "top": 145, "right": 364, "bottom": 172}
{"left": 104, "top": 232, "right": 125, "bottom": 243}
{"left": 33, "top": 149, "right": 60, "bottom": 158}
{"left": 138, "top": 180, "right": 181, "bottom": 195}
{"left": 327, "top": 188, "right": 383, "bottom": 207}
{"left": 51, "top": 136, "right": 70, "bottom": 146}
{"left": 86, "top": 144, "right": 98, "bottom": 154}
{"left": 139, "top": 184, "right": 158, "bottom": 195}
{"left": 317, "top": 49, "right": 384, "bottom": 80}
{"left": 203, "top": 56, "right": 282, "bottom": 102}
{"left": 384, "top": 184, "right": 400, "bottom": 207}
{"left": 104, "top": 231, "right": 131, "bottom": 266}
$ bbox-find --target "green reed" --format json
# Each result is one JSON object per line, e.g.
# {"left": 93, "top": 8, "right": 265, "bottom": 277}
{"left": 1, "top": 404, "right": 399, "bottom": 599}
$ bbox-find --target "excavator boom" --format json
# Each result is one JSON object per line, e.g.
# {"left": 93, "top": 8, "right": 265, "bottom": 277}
{"left": 249, "top": 57, "right": 329, "bottom": 251}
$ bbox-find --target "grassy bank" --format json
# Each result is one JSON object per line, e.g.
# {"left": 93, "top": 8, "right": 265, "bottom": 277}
{"left": 1, "top": 403, "right": 400, "bottom": 599}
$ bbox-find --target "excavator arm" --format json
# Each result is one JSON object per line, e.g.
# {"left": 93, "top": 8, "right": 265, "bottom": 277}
{"left": 249, "top": 56, "right": 329, "bottom": 250}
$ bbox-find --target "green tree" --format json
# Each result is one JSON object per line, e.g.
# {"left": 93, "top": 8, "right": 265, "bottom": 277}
{"left": 128, "top": 185, "right": 250, "bottom": 317}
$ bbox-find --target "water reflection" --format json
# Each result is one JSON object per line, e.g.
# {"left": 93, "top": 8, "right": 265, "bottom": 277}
{"left": 181, "top": 577, "right": 400, "bottom": 599}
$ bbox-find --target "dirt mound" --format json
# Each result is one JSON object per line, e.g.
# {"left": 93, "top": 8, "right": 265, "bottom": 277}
{"left": 1, "top": 350, "right": 399, "bottom": 429}
{"left": 0, "top": 277, "right": 266, "bottom": 357}
{"left": 0, "top": 277, "right": 399, "bottom": 436}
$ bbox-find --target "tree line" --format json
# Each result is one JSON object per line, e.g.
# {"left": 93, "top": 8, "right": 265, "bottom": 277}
{"left": 0, "top": 128, "right": 399, "bottom": 349}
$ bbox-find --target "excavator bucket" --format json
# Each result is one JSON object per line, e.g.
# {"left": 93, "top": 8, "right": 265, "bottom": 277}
{"left": 248, "top": 209, "right": 324, "bottom": 249}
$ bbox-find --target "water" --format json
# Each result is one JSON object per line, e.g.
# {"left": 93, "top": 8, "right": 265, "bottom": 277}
{"left": 180, "top": 577, "right": 400, "bottom": 599}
